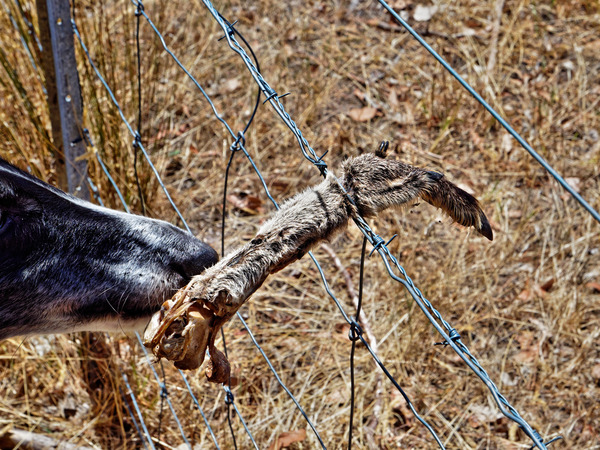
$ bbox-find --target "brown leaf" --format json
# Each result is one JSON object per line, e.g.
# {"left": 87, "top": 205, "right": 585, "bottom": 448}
{"left": 226, "top": 193, "right": 264, "bottom": 214}
{"left": 514, "top": 331, "right": 537, "bottom": 363}
{"left": 353, "top": 88, "right": 366, "bottom": 102}
{"left": 586, "top": 282, "right": 600, "bottom": 293}
{"left": 517, "top": 289, "right": 532, "bottom": 301}
{"left": 539, "top": 278, "right": 555, "bottom": 292}
{"left": 592, "top": 363, "right": 600, "bottom": 381}
{"left": 388, "top": 87, "right": 399, "bottom": 109}
{"left": 268, "top": 429, "right": 307, "bottom": 450}
{"left": 348, "top": 106, "right": 378, "bottom": 122}
{"left": 333, "top": 322, "right": 351, "bottom": 343}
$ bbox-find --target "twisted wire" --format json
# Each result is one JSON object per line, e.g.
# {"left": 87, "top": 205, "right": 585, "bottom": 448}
{"left": 201, "top": 1, "right": 564, "bottom": 448}
{"left": 67, "top": 0, "right": 572, "bottom": 447}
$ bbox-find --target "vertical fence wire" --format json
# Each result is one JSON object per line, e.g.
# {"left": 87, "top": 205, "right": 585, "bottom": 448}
{"left": 71, "top": 5, "right": 316, "bottom": 448}
{"left": 199, "top": 1, "right": 569, "bottom": 448}
{"left": 61, "top": 0, "right": 576, "bottom": 447}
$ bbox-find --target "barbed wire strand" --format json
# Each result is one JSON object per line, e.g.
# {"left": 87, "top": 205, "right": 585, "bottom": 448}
{"left": 72, "top": 1, "right": 564, "bottom": 448}
{"left": 143, "top": 1, "right": 431, "bottom": 442}
{"left": 375, "top": 0, "right": 600, "bottom": 225}
{"left": 129, "top": 0, "right": 441, "bottom": 445}
{"left": 94, "top": 143, "right": 221, "bottom": 449}
{"left": 201, "top": 1, "right": 562, "bottom": 448}
{"left": 128, "top": 2, "right": 327, "bottom": 447}
{"left": 121, "top": 371, "right": 157, "bottom": 450}
{"left": 200, "top": 3, "right": 443, "bottom": 448}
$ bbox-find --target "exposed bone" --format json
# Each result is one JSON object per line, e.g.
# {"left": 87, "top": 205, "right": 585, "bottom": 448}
{"left": 144, "top": 149, "right": 492, "bottom": 381}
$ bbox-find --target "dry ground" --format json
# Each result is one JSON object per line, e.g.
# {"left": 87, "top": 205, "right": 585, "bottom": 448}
{"left": 1, "top": 0, "right": 599, "bottom": 448}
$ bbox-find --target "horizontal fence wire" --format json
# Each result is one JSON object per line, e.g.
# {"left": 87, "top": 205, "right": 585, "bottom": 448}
{"left": 199, "top": 0, "right": 571, "bottom": 448}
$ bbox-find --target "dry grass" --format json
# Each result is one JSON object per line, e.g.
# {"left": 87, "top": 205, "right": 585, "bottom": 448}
{"left": 1, "top": 0, "right": 599, "bottom": 448}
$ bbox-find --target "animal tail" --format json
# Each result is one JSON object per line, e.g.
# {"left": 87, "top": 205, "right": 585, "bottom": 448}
{"left": 343, "top": 142, "right": 493, "bottom": 241}
{"left": 420, "top": 172, "right": 493, "bottom": 241}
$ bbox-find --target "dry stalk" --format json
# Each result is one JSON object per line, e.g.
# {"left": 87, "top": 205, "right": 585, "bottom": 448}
{"left": 486, "top": 0, "right": 505, "bottom": 76}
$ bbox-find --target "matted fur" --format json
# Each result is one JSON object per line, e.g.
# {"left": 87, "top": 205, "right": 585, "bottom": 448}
{"left": 144, "top": 149, "right": 492, "bottom": 381}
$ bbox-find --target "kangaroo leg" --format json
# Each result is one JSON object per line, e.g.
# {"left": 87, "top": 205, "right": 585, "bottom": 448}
{"left": 144, "top": 144, "right": 492, "bottom": 378}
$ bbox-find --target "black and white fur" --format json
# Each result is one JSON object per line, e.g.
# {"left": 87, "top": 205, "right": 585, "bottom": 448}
{"left": 0, "top": 157, "right": 218, "bottom": 340}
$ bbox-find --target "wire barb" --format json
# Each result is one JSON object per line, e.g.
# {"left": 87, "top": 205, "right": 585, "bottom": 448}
{"left": 70, "top": 0, "right": 571, "bottom": 446}
{"left": 434, "top": 327, "right": 461, "bottom": 346}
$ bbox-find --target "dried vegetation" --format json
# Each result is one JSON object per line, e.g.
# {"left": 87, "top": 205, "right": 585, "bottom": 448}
{"left": 0, "top": 0, "right": 599, "bottom": 448}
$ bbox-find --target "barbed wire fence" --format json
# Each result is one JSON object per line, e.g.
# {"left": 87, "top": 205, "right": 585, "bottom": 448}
{"left": 70, "top": 0, "right": 599, "bottom": 447}
{"left": 9, "top": 0, "right": 598, "bottom": 447}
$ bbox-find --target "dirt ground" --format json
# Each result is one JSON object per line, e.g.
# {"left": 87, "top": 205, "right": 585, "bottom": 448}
{"left": 1, "top": 0, "right": 599, "bottom": 448}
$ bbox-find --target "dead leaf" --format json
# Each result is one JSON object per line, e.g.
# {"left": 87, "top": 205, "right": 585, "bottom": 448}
{"left": 388, "top": 87, "right": 399, "bottom": 109}
{"left": 224, "top": 78, "right": 242, "bottom": 92}
{"left": 348, "top": 107, "right": 378, "bottom": 122}
{"left": 514, "top": 331, "right": 538, "bottom": 363}
{"left": 413, "top": 5, "right": 438, "bottom": 22}
{"left": 227, "top": 193, "right": 264, "bottom": 214}
{"left": 592, "top": 364, "right": 600, "bottom": 381}
{"left": 586, "top": 282, "right": 600, "bottom": 293}
{"left": 333, "top": 322, "right": 351, "bottom": 343}
{"left": 326, "top": 389, "right": 349, "bottom": 404}
{"left": 469, "top": 130, "right": 484, "bottom": 151}
{"left": 389, "top": 101, "right": 415, "bottom": 125}
{"left": 353, "top": 88, "right": 366, "bottom": 102}
{"left": 539, "top": 278, "right": 555, "bottom": 292}
{"left": 517, "top": 289, "right": 532, "bottom": 302}
{"left": 268, "top": 429, "right": 307, "bottom": 450}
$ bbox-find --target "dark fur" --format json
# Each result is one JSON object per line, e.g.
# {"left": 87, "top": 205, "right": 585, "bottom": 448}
{"left": 0, "top": 158, "right": 218, "bottom": 340}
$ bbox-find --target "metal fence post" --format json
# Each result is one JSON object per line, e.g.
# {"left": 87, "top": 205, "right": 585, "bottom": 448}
{"left": 36, "top": 0, "right": 89, "bottom": 199}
